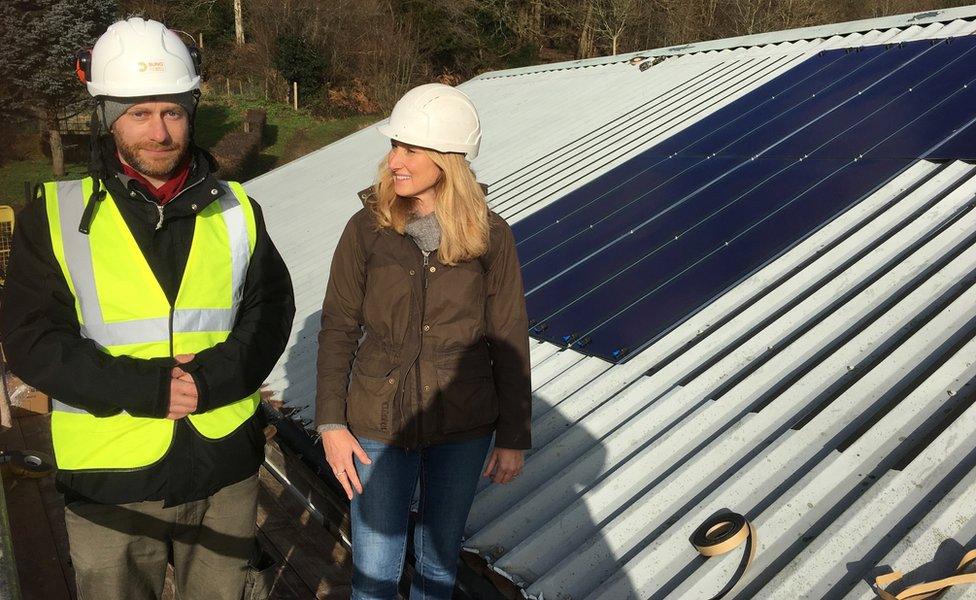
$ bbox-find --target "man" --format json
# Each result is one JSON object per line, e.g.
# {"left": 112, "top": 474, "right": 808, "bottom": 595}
{"left": 0, "top": 17, "right": 294, "bottom": 599}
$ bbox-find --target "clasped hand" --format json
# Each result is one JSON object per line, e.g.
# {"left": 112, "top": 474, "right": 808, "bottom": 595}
{"left": 168, "top": 353, "right": 198, "bottom": 419}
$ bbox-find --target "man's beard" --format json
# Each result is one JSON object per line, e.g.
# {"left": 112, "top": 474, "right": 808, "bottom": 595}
{"left": 115, "top": 137, "right": 188, "bottom": 180}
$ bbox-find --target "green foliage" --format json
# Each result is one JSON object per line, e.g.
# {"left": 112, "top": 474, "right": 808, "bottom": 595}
{"left": 397, "top": 0, "right": 481, "bottom": 72}
{"left": 505, "top": 42, "right": 541, "bottom": 69}
{"left": 0, "top": 0, "right": 117, "bottom": 121}
{"left": 274, "top": 34, "right": 329, "bottom": 94}
{"left": 138, "top": 0, "right": 235, "bottom": 47}
{"left": 394, "top": 0, "right": 529, "bottom": 74}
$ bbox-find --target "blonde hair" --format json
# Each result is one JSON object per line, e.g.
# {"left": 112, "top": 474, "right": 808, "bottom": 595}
{"left": 368, "top": 147, "right": 489, "bottom": 266}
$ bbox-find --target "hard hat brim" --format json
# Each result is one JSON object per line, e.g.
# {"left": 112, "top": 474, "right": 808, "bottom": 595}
{"left": 87, "top": 77, "right": 201, "bottom": 98}
{"left": 377, "top": 122, "right": 479, "bottom": 160}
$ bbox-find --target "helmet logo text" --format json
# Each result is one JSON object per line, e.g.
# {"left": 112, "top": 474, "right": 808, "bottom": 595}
{"left": 138, "top": 61, "right": 165, "bottom": 73}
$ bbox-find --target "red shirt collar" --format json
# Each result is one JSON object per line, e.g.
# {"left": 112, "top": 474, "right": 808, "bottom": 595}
{"left": 118, "top": 153, "right": 192, "bottom": 205}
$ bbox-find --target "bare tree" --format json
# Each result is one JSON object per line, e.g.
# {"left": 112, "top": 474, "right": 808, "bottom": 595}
{"left": 234, "top": 0, "right": 244, "bottom": 43}
{"left": 549, "top": 0, "right": 643, "bottom": 58}
{"left": 593, "top": 0, "right": 639, "bottom": 55}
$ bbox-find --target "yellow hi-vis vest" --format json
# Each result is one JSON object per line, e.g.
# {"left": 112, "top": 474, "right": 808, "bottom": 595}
{"left": 44, "top": 177, "right": 260, "bottom": 471}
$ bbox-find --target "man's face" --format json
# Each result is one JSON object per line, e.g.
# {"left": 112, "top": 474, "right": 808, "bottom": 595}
{"left": 112, "top": 101, "right": 190, "bottom": 182}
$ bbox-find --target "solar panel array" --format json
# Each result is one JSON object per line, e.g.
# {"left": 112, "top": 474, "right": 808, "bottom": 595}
{"left": 516, "top": 36, "right": 976, "bottom": 363}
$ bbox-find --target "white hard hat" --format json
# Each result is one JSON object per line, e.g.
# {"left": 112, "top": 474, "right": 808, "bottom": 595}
{"left": 86, "top": 17, "right": 200, "bottom": 98}
{"left": 377, "top": 83, "right": 482, "bottom": 159}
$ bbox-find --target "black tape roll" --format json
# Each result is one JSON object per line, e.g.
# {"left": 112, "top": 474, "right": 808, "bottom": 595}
{"left": 0, "top": 450, "right": 56, "bottom": 478}
{"left": 690, "top": 512, "right": 757, "bottom": 600}
{"left": 692, "top": 512, "right": 750, "bottom": 556}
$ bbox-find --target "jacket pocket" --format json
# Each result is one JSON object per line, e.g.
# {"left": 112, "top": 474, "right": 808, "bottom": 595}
{"left": 347, "top": 358, "right": 398, "bottom": 434}
{"left": 434, "top": 347, "right": 498, "bottom": 435}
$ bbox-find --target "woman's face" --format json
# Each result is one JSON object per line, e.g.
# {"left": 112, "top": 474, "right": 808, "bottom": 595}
{"left": 388, "top": 141, "right": 442, "bottom": 204}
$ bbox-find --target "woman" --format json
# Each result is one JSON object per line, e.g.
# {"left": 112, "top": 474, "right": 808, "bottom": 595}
{"left": 315, "top": 83, "right": 532, "bottom": 600}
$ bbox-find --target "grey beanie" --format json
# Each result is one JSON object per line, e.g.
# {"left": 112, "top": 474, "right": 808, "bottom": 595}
{"left": 98, "top": 92, "right": 197, "bottom": 132}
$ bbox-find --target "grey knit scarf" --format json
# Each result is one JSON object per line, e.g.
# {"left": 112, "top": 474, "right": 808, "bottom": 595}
{"left": 404, "top": 212, "right": 440, "bottom": 253}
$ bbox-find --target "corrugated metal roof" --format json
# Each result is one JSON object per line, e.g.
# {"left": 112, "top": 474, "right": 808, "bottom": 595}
{"left": 245, "top": 8, "right": 976, "bottom": 599}
{"left": 465, "top": 159, "right": 976, "bottom": 599}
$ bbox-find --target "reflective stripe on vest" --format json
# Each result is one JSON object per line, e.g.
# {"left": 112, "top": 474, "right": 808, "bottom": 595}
{"left": 46, "top": 177, "right": 260, "bottom": 471}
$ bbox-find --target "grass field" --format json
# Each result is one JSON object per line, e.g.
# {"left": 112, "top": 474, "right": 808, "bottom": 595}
{"left": 197, "top": 96, "right": 378, "bottom": 168}
{"left": 0, "top": 161, "right": 89, "bottom": 207}
{"left": 0, "top": 95, "right": 378, "bottom": 209}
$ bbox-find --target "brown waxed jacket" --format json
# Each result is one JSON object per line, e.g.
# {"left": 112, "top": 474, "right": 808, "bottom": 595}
{"left": 314, "top": 190, "right": 532, "bottom": 450}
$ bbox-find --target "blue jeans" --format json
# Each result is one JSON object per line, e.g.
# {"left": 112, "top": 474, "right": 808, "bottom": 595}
{"left": 350, "top": 435, "right": 492, "bottom": 600}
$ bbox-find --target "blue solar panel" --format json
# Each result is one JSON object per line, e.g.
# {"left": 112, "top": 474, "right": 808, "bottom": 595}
{"left": 923, "top": 117, "right": 976, "bottom": 160}
{"left": 514, "top": 36, "right": 976, "bottom": 362}
{"left": 664, "top": 48, "right": 885, "bottom": 157}
{"left": 542, "top": 158, "right": 906, "bottom": 358}
{"left": 513, "top": 50, "right": 855, "bottom": 260}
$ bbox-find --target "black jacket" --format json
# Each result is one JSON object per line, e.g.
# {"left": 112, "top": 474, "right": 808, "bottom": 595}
{"left": 0, "top": 143, "right": 295, "bottom": 506}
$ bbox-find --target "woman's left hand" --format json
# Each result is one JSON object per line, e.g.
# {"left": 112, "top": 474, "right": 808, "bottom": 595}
{"left": 483, "top": 447, "right": 524, "bottom": 484}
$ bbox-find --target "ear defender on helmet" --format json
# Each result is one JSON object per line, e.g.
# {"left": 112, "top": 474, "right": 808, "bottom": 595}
{"left": 187, "top": 45, "right": 202, "bottom": 75}
{"left": 75, "top": 49, "right": 92, "bottom": 84}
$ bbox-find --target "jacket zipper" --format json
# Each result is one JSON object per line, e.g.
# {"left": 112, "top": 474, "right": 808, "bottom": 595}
{"left": 126, "top": 191, "right": 176, "bottom": 357}
{"left": 127, "top": 173, "right": 208, "bottom": 352}
{"left": 169, "top": 308, "right": 175, "bottom": 358}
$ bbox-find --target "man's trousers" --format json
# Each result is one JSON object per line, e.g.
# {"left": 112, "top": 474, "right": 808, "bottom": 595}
{"left": 64, "top": 474, "right": 262, "bottom": 600}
